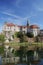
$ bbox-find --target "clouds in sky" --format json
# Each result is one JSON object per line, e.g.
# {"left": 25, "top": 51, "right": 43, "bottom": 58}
{"left": 0, "top": 0, "right": 43, "bottom": 32}
{"left": 0, "top": 10, "right": 37, "bottom": 25}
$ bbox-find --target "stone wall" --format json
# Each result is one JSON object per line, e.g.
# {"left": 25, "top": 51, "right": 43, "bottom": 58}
{"left": 14, "top": 37, "right": 35, "bottom": 43}
{"left": 14, "top": 38, "right": 20, "bottom": 43}
{"left": 27, "top": 38, "right": 35, "bottom": 43}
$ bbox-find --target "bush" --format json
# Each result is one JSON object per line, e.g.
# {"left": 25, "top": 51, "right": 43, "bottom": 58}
{"left": 0, "top": 34, "right": 5, "bottom": 43}
{"left": 0, "top": 46, "right": 4, "bottom": 54}
{"left": 26, "top": 32, "right": 34, "bottom": 38}
{"left": 15, "top": 32, "right": 23, "bottom": 38}
{"left": 14, "top": 32, "right": 28, "bottom": 42}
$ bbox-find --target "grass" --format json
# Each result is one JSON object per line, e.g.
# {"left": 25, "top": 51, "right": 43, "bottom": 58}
{"left": 7, "top": 42, "right": 43, "bottom": 49}
{"left": 32, "top": 42, "right": 43, "bottom": 47}
{"left": 9, "top": 42, "right": 29, "bottom": 46}
{"left": 4, "top": 41, "right": 43, "bottom": 49}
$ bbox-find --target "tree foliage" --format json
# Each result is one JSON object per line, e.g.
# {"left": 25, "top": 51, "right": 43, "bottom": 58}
{"left": 26, "top": 32, "right": 34, "bottom": 38}
{"left": 0, "top": 34, "right": 5, "bottom": 43}
{"left": 15, "top": 32, "right": 23, "bottom": 38}
{"left": 14, "top": 32, "right": 28, "bottom": 42}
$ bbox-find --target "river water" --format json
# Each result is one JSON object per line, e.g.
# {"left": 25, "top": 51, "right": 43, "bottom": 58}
{"left": 0, "top": 58, "right": 43, "bottom": 65}
{"left": 0, "top": 56, "right": 2, "bottom": 65}
{"left": 16, "top": 59, "right": 43, "bottom": 65}
{"left": 0, "top": 50, "right": 43, "bottom": 65}
{"left": 15, "top": 60, "right": 43, "bottom": 65}
{"left": 0, "top": 57, "right": 43, "bottom": 65}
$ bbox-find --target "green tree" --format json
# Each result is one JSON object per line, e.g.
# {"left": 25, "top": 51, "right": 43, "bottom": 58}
{"left": 26, "top": 32, "right": 34, "bottom": 38}
{"left": 14, "top": 32, "right": 24, "bottom": 42}
{"left": 14, "top": 32, "right": 28, "bottom": 42}
{"left": 0, "top": 34, "right": 5, "bottom": 54}
{"left": 15, "top": 32, "right": 23, "bottom": 38}
{"left": 0, "top": 34, "right": 5, "bottom": 43}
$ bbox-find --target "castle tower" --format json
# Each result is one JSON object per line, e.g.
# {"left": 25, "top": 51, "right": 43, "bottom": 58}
{"left": 27, "top": 20, "right": 30, "bottom": 26}
{"left": 27, "top": 20, "right": 30, "bottom": 33}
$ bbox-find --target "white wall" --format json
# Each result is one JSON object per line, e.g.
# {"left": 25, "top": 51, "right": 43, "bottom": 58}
{"left": 32, "top": 29, "right": 38, "bottom": 37}
{"left": 27, "top": 28, "right": 39, "bottom": 37}
{"left": 3, "top": 24, "right": 39, "bottom": 38}
{"left": 15, "top": 26, "right": 20, "bottom": 32}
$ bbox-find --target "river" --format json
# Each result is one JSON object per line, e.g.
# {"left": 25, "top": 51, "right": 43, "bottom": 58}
{"left": 0, "top": 56, "right": 2, "bottom": 65}
{"left": 16, "top": 59, "right": 43, "bottom": 65}
{"left": 0, "top": 50, "right": 43, "bottom": 65}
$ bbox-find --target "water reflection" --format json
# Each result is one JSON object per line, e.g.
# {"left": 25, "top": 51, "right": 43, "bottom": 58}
{"left": 1, "top": 49, "right": 43, "bottom": 65}
{"left": 23, "top": 50, "right": 39, "bottom": 65}
{"left": 0, "top": 56, "right": 2, "bottom": 65}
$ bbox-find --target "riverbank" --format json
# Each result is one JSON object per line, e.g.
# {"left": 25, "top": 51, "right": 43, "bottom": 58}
{"left": 6, "top": 42, "right": 43, "bottom": 48}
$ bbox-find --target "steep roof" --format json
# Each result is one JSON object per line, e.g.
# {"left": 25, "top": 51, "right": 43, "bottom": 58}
{"left": 5, "top": 22, "right": 39, "bottom": 29}
{"left": 30, "top": 25, "right": 39, "bottom": 29}
{"left": 6, "top": 23, "right": 15, "bottom": 27}
{"left": 18, "top": 25, "right": 27, "bottom": 28}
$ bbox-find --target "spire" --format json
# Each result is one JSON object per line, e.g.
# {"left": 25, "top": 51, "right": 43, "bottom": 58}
{"left": 27, "top": 20, "right": 30, "bottom": 26}
{"left": 27, "top": 20, "right": 30, "bottom": 33}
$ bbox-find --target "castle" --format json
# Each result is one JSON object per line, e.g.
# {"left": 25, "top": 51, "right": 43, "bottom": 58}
{"left": 3, "top": 21, "right": 40, "bottom": 40}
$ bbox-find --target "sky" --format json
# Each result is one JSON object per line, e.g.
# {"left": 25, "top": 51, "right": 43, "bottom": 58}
{"left": 0, "top": 0, "right": 43, "bottom": 32}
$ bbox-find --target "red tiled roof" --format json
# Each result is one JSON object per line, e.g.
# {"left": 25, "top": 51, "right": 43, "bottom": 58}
{"left": 30, "top": 25, "right": 39, "bottom": 29}
{"left": 17, "top": 25, "right": 22, "bottom": 27}
{"left": 18, "top": 26, "right": 28, "bottom": 28}
{"left": 5, "top": 23, "right": 39, "bottom": 29}
{"left": 22, "top": 26, "right": 27, "bottom": 28}
{"left": 6, "top": 23, "right": 15, "bottom": 27}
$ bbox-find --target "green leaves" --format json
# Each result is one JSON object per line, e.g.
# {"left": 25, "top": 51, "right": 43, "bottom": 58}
{"left": 27, "top": 32, "right": 34, "bottom": 38}
{"left": 0, "top": 34, "right": 5, "bottom": 42}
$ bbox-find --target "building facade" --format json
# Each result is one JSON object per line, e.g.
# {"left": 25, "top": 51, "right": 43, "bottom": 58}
{"left": 3, "top": 22, "right": 40, "bottom": 40}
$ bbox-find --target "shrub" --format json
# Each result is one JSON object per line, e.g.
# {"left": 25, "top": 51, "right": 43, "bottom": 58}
{"left": 26, "top": 32, "right": 34, "bottom": 38}
{"left": 15, "top": 32, "right": 23, "bottom": 38}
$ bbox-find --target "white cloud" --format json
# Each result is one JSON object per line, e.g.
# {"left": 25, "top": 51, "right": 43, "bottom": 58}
{"left": 2, "top": 11, "right": 36, "bottom": 19}
{"left": 2, "top": 11, "right": 21, "bottom": 19}
{"left": 0, "top": 10, "right": 37, "bottom": 25}
{"left": 1, "top": 11, "right": 26, "bottom": 20}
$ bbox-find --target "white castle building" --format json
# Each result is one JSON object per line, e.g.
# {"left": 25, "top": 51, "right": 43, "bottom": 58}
{"left": 3, "top": 22, "right": 40, "bottom": 40}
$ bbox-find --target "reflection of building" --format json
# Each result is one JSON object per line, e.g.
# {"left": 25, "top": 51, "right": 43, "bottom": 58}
{"left": 3, "top": 22, "right": 40, "bottom": 40}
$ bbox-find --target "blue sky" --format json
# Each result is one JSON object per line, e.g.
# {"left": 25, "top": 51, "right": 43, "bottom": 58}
{"left": 0, "top": 0, "right": 43, "bottom": 32}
